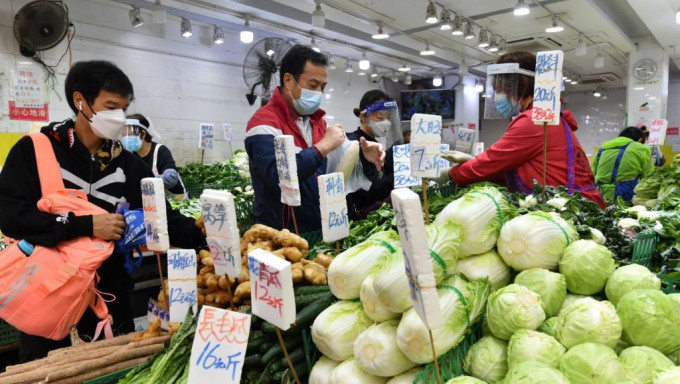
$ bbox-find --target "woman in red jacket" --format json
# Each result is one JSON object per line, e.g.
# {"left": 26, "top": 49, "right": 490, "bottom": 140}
{"left": 442, "top": 51, "right": 605, "bottom": 209}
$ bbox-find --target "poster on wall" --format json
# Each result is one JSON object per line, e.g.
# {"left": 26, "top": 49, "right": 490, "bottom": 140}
{"left": 9, "top": 68, "right": 48, "bottom": 122}
{"left": 665, "top": 127, "right": 680, "bottom": 152}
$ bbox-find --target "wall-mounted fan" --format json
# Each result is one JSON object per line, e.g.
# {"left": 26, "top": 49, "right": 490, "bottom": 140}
{"left": 243, "top": 38, "right": 293, "bottom": 106}
{"left": 14, "top": 0, "right": 70, "bottom": 57}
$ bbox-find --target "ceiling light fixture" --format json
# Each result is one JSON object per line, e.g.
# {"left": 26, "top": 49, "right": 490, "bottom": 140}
{"left": 311, "top": 0, "right": 325, "bottom": 28}
{"left": 459, "top": 58, "right": 468, "bottom": 76}
{"left": 328, "top": 54, "right": 336, "bottom": 70}
{"left": 420, "top": 42, "right": 435, "bottom": 56}
{"left": 180, "top": 17, "right": 192, "bottom": 38}
{"left": 240, "top": 18, "right": 254, "bottom": 44}
{"left": 514, "top": 0, "right": 530, "bottom": 16}
{"left": 398, "top": 63, "right": 411, "bottom": 72}
{"left": 359, "top": 52, "right": 370, "bottom": 70}
{"left": 633, "top": 86, "right": 644, "bottom": 91}
{"left": 391, "top": 71, "right": 399, "bottom": 82}
{"left": 451, "top": 15, "right": 464, "bottom": 36}
{"left": 593, "top": 88, "right": 602, "bottom": 98}
{"left": 370, "top": 67, "right": 379, "bottom": 78}
{"left": 545, "top": 14, "right": 564, "bottom": 33}
{"left": 404, "top": 73, "right": 412, "bottom": 85}
{"left": 358, "top": 70, "right": 366, "bottom": 76}
{"left": 570, "top": 74, "right": 579, "bottom": 85}
{"left": 602, "top": 89, "right": 608, "bottom": 100}
{"left": 345, "top": 60, "right": 354, "bottom": 73}
{"left": 488, "top": 35, "right": 499, "bottom": 52}
{"left": 594, "top": 48, "right": 605, "bottom": 68}
{"left": 474, "top": 79, "right": 484, "bottom": 93}
{"left": 498, "top": 39, "right": 507, "bottom": 54}
{"left": 425, "top": 1, "right": 438, "bottom": 24}
{"left": 151, "top": 0, "right": 166, "bottom": 24}
{"left": 575, "top": 33, "right": 587, "bottom": 56}
{"left": 432, "top": 73, "right": 443, "bottom": 87}
{"left": 264, "top": 39, "right": 275, "bottom": 56}
{"left": 129, "top": 6, "right": 144, "bottom": 28}
{"left": 677, "top": 8, "right": 680, "bottom": 24}
{"left": 464, "top": 21, "right": 475, "bottom": 40}
{"left": 440, "top": 9, "right": 452, "bottom": 30}
{"left": 310, "top": 36, "right": 321, "bottom": 52}
{"left": 212, "top": 25, "right": 224, "bottom": 45}
{"left": 372, "top": 22, "right": 389, "bottom": 39}
{"left": 478, "top": 29, "right": 490, "bottom": 48}
{"left": 563, "top": 71, "right": 571, "bottom": 82}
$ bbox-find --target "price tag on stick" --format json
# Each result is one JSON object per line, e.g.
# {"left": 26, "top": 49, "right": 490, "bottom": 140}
{"left": 318, "top": 172, "right": 349, "bottom": 243}
{"left": 247, "top": 249, "right": 296, "bottom": 330}
{"left": 141, "top": 177, "right": 170, "bottom": 252}
{"left": 167, "top": 249, "right": 198, "bottom": 322}
{"left": 532, "top": 50, "right": 564, "bottom": 125}
{"left": 410, "top": 113, "right": 443, "bottom": 178}
{"left": 274, "top": 135, "right": 301, "bottom": 207}
{"left": 200, "top": 190, "right": 241, "bottom": 278}
{"left": 188, "top": 306, "right": 251, "bottom": 384}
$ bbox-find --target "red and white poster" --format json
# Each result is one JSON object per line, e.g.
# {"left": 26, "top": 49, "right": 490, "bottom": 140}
{"left": 9, "top": 68, "right": 48, "bottom": 122}
{"left": 665, "top": 127, "right": 680, "bottom": 152}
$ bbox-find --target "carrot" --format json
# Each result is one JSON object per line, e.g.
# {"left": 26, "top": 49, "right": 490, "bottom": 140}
{"left": 46, "top": 356, "right": 149, "bottom": 384}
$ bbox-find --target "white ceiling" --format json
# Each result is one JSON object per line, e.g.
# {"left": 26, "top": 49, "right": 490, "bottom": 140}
{"left": 114, "top": 0, "right": 680, "bottom": 87}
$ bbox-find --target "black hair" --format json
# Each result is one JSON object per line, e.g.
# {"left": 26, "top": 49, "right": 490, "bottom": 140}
{"left": 495, "top": 51, "right": 536, "bottom": 101}
{"left": 279, "top": 45, "right": 328, "bottom": 88}
{"left": 65, "top": 60, "right": 134, "bottom": 114}
{"left": 619, "top": 127, "right": 645, "bottom": 142}
{"left": 353, "top": 89, "right": 391, "bottom": 117}
{"left": 127, "top": 113, "right": 153, "bottom": 142}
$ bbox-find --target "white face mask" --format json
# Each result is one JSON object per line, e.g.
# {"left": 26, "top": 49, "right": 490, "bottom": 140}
{"left": 80, "top": 100, "right": 126, "bottom": 140}
{"left": 369, "top": 119, "right": 391, "bottom": 138}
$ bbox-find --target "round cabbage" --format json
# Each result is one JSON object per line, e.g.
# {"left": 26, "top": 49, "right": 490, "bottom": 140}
{"left": 556, "top": 297, "right": 622, "bottom": 349}
{"left": 538, "top": 317, "right": 559, "bottom": 338}
{"left": 558, "top": 293, "right": 587, "bottom": 315}
{"left": 653, "top": 367, "right": 680, "bottom": 384}
{"left": 497, "top": 212, "right": 578, "bottom": 271}
{"left": 444, "top": 377, "right": 487, "bottom": 384}
{"left": 558, "top": 342, "right": 627, "bottom": 384}
{"left": 619, "top": 346, "right": 675, "bottom": 384}
{"left": 507, "top": 330, "right": 566, "bottom": 368}
{"left": 559, "top": 240, "right": 615, "bottom": 295}
{"left": 617, "top": 289, "right": 680, "bottom": 355}
{"left": 668, "top": 293, "right": 680, "bottom": 305}
{"left": 486, "top": 284, "right": 546, "bottom": 340}
{"left": 605, "top": 264, "right": 661, "bottom": 305}
{"left": 514, "top": 268, "right": 567, "bottom": 317}
{"left": 462, "top": 335, "right": 508, "bottom": 383}
{"left": 504, "top": 361, "right": 570, "bottom": 384}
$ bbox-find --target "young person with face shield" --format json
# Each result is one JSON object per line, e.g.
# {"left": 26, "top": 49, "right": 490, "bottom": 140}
{"left": 245, "top": 45, "right": 385, "bottom": 233}
{"left": 121, "top": 115, "right": 187, "bottom": 200}
{"left": 346, "top": 90, "right": 403, "bottom": 219}
{"left": 0, "top": 61, "right": 206, "bottom": 361}
{"left": 434, "top": 51, "right": 605, "bottom": 209}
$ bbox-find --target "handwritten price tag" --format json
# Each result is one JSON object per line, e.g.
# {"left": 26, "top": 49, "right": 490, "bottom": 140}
{"left": 318, "top": 172, "right": 349, "bottom": 242}
{"left": 199, "top": 123, "right": 214, "bottom": 149}
{"left": 391, "top": 188, "right": 443, "bottom": 329}
{"left": 147, "top": 298, "right": 170, "bottom": 331}
{"left": 201, "top": 190, "right": 241, "bottom": 278}
{"left": 647, "top": 119, "right": 668, "bottom": 146}
{"left": 532, "top": 50, "right": 564, "bottom": 125}
{"left": 410, "top": 114, "right": 443, "bottom": 178}
{"left": 141, "top": 177, "right": 169, "bottom": 251}
{"left": 247, "top": 249, "right": 296, "bottom": 330}
{"left": 454, "top": 127, "right": 477, "bottom": 154}
{"left": 167, "top": 249, "right": 198, "bottom": 322}
{"left": 393, "top": 144, "right": 450, "bottom": 188}
{"left": 188, "top": 306, "right": 251, "bottom": 384}
{"left": 274, "top": 135, "right": 301, "bottom": 207}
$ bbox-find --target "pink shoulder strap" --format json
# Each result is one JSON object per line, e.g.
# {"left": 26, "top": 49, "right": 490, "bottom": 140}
{"left": 28, "top": 133, "right": 65, "bottom": 196}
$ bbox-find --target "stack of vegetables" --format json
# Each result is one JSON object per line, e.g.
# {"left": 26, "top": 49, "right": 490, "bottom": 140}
{"left": 632, "top": 154, "right": 680, "bottom": 210}
{"left": 229, "top": 149, "right": 251, "bottom": 179}
{"left": 169, "top": 185, "right": 255, "bottom": 232}
{"left": 308, "top": 186, "right": 516, "bottom": 383}
{"left": 178, "top": 151, "right": 250, "bottom": 192}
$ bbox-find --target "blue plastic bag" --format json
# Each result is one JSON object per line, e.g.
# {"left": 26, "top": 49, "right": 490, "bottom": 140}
{"left": 116, "top": 208, "right": 146, "bottom": 275}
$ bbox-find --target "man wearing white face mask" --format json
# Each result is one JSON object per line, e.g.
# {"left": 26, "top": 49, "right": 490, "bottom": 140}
{"left": 0, "top": 61, "right": 207, "bottom": 361}
{"left": 346, "top": 90, "right": 403, "bottom": 219}
{"left": 246, "top": 45, "right": 386, "bottom": 232}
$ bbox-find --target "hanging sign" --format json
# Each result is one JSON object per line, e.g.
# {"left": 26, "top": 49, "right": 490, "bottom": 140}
{"left": 274, "top": 135, "right": 301, "bottom": 206}
{"left": 141, "top": 177, "right": 170, "bottom": 251}
{"left": 391, "top": 188, "right": 443, "bottom": 329}
{"left": 247, "top": 249, "right": 296, "bottom": 330}
{"left": 318, "top": 172, "right": 349, "bottom": 242}
{"left": 167, "top": 249, "right": 198, "bottom": 322}
{"left": 199, "top": 123, "right": 214, "bottom": 149}
{"left": 532, "top": 50, "right": 564, "bottom": 125}
{"left": 410, "top": 113, "right": 443, "bottom": 178}
{"left": 200, "top": 190, "right": 241, "bottom": 278}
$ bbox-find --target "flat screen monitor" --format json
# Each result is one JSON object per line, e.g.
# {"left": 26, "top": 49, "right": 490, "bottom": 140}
{"left": 400, "top": 89, "right": 455, "bottom": 120}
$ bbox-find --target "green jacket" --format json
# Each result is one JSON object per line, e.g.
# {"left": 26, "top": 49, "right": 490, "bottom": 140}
{"left": 592, "top": 137, "right": 652, "bottom": 200}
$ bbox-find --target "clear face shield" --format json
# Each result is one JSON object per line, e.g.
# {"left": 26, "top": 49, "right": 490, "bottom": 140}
{"left": 363, "top": 100, "right": 402, "bottom": 148}
{"left": 120, "top": 119, "right": 143, "bottom": 152}
{"left": 484, "top": 63, "right": 535, "bottom": 120}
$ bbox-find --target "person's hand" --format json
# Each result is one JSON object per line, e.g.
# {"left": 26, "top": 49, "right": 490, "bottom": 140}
{"left": 440, "top": 150, "right": 473, "bottom": 164}
{"left": 93, "top": 213, "right": 125, "bottom": 241}
{"left": 429, "top": 167, "right": 452, "bottom": 185}
{"left": 360, "top": 137, "right": 386, "bottom": 172}
{"left": 315, "top": 124, "right": 345, "bottom": 156}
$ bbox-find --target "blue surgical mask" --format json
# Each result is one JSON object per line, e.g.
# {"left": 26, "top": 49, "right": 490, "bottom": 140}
{"left": 290, "top": 79, "right": 323, "bottom": 116}
{"left": 121, "top": 135, "right": 142, "bottom": 152}
{"left": 494, "top": 93, "right": 520, "bottom": 118}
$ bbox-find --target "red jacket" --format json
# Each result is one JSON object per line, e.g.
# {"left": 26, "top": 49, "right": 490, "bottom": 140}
{"left": 450, "top": 109, "right": 606, "bottom": 209}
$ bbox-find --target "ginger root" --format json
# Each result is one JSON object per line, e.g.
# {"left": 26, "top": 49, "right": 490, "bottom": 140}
{"left": 304, "top": 263, "right": 327, "bottom": 285}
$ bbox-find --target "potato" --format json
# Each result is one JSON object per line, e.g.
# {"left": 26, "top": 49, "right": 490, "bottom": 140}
{"left": 315, "top": 253, "right": 333, "bottom": 269}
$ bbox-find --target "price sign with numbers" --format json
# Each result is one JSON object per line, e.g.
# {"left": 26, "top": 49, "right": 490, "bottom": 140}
{"left": 647, "top": 119, "right": 668, "bottom": 146}
{"left": 199, "top": 123, "right": 214, "bottom": 150}
{"left": 247, "top": 249, "right": 296, "bottom": 330}
{"left": 318, "top": 172, "right": 349, "bottom": 242}
{"left": 274, "top": 135, "right": 301, "bottom": 206}
{"left": 201, "top": 190, "right": 241, "bottom": 278}
{"left": 410, "top": 114, "right": 443, "bottom": 178}
{"left": 532, "top": 50, "right": 564, "bottom": 125}
{"left": 394, "top": 144, "right": 450, "bottom": 188}
{"left": 188, "top": 306, "right": 251, "bottom": 384}
{"left": 391, "top": 188, "right": 443, "bottom": 329}
{"left": 167, "top": 249, "right": 198, "bottom": 322}
{"left": 141, "top": 177, "right": 169, "bottom": 251}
